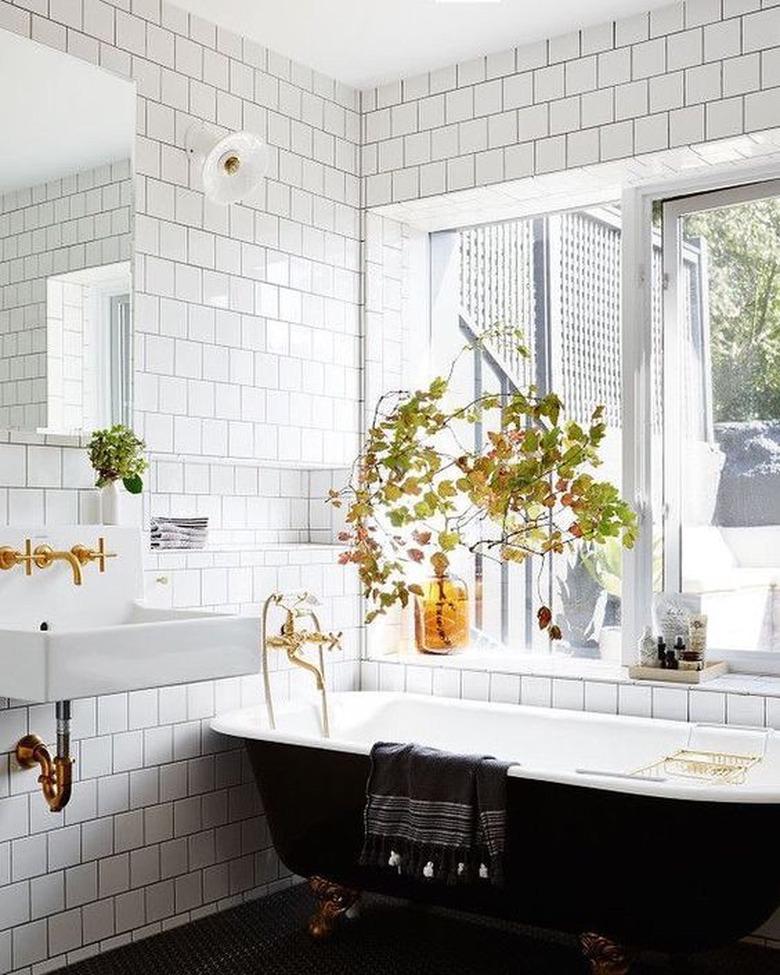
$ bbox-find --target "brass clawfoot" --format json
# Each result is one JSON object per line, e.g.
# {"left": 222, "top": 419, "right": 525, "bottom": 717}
{"left": 308, "top": 876, "right": 360, "bottom": 939}
{"left": 580, "top": 933, "right": 632, "bottom": 975}
{"left": 16, "top": 734, "right": 73, "bottom": 812}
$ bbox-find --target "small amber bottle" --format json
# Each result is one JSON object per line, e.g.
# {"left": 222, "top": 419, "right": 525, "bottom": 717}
{"left": 413, "top": 553, "right": 469, "bottom": 654}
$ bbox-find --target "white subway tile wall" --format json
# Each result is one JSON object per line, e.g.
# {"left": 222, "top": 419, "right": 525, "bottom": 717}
{"left": 0, "top": 437, "right": 361, "bottom": 975}
{"left": 0, "top": 0, "right": 362, "bottom": 966}
{"left": 0, "top": 162, "right": 132, "bottom": 431}
{"left": 361, "top": 1, "right": 780, "bottom": 207}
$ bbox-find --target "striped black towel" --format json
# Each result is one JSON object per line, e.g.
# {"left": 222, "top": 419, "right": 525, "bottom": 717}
{"left": 359, "top": 742, "right": 510, "bottom": 886}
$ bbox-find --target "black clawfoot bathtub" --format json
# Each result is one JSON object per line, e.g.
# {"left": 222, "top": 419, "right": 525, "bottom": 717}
{"left": 212, "top": 691, "right": 780, "bottom": 963}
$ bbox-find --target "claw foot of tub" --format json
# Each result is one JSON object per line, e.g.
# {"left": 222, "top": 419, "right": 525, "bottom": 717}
{"left": 579, "top": 932, "right": 632, "bottom": 975}
{"left": 308, "top": 876, "right": 361, "bottom": 940}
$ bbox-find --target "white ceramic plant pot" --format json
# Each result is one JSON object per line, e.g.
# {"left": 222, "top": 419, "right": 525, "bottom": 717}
{"left": 101, "top": 481, "right": 121, "bottom": 525}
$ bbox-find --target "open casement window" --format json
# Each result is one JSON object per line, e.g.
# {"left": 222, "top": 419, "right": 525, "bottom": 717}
{"left": 430, "top": 207, "right": 624, "bottom": 658}
{"left": 661, "top": 179, "right": 780, "bottom": 666}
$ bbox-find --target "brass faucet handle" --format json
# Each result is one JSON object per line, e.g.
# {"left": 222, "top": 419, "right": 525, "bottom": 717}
{"left": 0, "top": 539, "right": 34, "bottom": 576}
{"left": 71, "top": 537, "right": 117, "bottom": 572}
{"left": 304, "top": 629, "right": 342, "bottom": 652}
{"left": 325, "top": 630, "right": 343, "bottom": 652}
{"left": 265, "top": 634, "right": 292, "bottom": 650}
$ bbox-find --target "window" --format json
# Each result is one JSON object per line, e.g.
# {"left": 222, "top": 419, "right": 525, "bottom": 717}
{"left": 431, "top": 207, "right": 626, "bottom": 659}
{"left": 661, "top": 180, "right": 780, "bottom": 661}
{"left": 427, "top": 177, "right": 780, "bottom": 670}
{"left": 45, "top": 261, "right": 131, "bottom": 434}
{"left": 107, "top": 292, "right": 132, "bottom": 427}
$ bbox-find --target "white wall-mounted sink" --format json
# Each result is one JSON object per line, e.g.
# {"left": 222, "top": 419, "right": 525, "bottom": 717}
{"left": 0, "top": 527, "right": 259, "bottom": 702}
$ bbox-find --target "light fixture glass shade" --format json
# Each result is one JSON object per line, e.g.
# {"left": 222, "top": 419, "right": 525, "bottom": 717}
{"left": 186, "top": 123, "right": 268, "bottom": 205}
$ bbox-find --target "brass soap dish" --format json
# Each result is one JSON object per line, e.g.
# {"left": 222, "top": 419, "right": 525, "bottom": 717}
{"left": 633, "top": 749, "right": 761, "bottom": 786}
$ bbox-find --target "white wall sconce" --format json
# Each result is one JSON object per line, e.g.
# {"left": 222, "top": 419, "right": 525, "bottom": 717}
{"left": 186, "top": 122, "right": 268, "bottom": 204}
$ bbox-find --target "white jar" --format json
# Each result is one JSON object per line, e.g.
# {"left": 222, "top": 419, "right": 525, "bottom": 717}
{"left": 638, "top": 625, "right": 657, "bottom": 667}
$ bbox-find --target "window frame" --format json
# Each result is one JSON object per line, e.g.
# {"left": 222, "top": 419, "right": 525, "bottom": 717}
{"left": 431, "top": 208, "right": 626, "bottom": 658}
{"left": 427, "top": 161, "right": 780, "bottom": 674}
{"left": 623, "top": 166, "right": 780, "bottom": 675}
{"left": 659, "top": 178, "right": 780, "bottom": 671}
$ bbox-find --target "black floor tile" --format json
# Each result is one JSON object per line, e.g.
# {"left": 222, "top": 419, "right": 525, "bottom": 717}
{"left": 59, "top": 885, "right": 780, "bottom": 975}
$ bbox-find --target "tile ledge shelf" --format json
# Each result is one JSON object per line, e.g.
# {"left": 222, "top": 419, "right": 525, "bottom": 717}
{"left": 148, "top": 453, "right": 352, "bottom": 470}
{"left": 375, "top": 651, "right": 780, "bottom": 698}
{"left": 146, "top": 542, "right": 342, "bottom": 554}
{"left": 0, "top": 430, "right": 354, "bottom": 469}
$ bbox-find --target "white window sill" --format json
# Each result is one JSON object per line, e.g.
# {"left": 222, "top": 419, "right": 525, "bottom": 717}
{"left": 375, "top": 649, "right": 780, "bottom": 698}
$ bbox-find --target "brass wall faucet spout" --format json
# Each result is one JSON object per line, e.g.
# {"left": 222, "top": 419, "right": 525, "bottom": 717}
{"left": 33, "top": 545, "right": 83, "bottom": 586}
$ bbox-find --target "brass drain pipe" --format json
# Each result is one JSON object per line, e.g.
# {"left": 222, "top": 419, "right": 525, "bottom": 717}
{"left": 16, "top": 700, "right": 74, "bottom": 811}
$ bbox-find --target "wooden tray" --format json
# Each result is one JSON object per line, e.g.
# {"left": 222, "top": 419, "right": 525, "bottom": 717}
{"left": 628, "top": 660, "right": 728, "bottom": 684}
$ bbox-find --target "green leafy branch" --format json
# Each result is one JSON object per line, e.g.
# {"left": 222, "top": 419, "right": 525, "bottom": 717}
{"left": 329, "top": 330, "right": 637, "bottom": 639}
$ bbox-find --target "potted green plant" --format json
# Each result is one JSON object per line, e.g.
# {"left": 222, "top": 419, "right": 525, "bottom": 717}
{"left": 329, "top": 329, "right": 637, "bottom": 652}
{"left": 87, "top": 425, "right": 148, "bottom": 525}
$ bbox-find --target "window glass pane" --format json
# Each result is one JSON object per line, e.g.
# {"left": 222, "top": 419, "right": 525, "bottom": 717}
{"left": 675, "top": 195, "right": 780, "bottom": 653}
{"left": 433, "top": 205, "right": 623, "bottom": 658}
{"left": 552, "top": 210, "right": 623, "bottom": 660}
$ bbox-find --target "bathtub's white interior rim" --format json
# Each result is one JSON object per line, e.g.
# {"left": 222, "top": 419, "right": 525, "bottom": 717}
{"left": 211, "top": 691, "right": 780, "bottom": 805}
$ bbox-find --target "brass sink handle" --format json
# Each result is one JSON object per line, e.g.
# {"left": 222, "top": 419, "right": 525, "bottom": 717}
{"left": 32, "top": 545, "right": 83, "bottom": 586}
{"left": 16, "top": 733, "right": 73, "bottom": 812}
{"left": 71, "top": 536, "right": 117, "bottom": 573}
{"left": 0, "top": 539, "right": 34, "bottom": 575}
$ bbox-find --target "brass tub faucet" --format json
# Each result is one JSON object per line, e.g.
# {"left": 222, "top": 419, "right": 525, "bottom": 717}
{"left": 261, "top": 591, "right": 342, "bottom": 738}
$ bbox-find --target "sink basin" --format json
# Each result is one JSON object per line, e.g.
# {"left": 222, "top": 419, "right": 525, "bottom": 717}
{"left": 0, "top": 527, "right": 259, "bottom": 702}
{"left": 0, "top": 604, "right": 259, "bottom": 701}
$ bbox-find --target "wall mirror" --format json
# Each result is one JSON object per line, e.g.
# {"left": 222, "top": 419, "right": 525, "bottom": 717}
{"left": 0, "top": 29, "right": 135, "bottom": 435}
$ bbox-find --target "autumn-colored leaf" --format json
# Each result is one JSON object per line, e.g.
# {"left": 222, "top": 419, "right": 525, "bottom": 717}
{"left": 537, "top": 606, "right": 552, "bottom": 630}
{"left": 328, "top": 321, "right": 638, "bottom": 627}
{"left": 549, "top": 624, "right": 562, "bottom": 641}
{"left": 438, "top": 530, "right": 460, "bottom": 551}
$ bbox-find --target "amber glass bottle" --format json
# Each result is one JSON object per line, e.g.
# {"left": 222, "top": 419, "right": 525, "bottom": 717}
{"left": 413, "top": 553, "right": 469, "bottom": 654}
